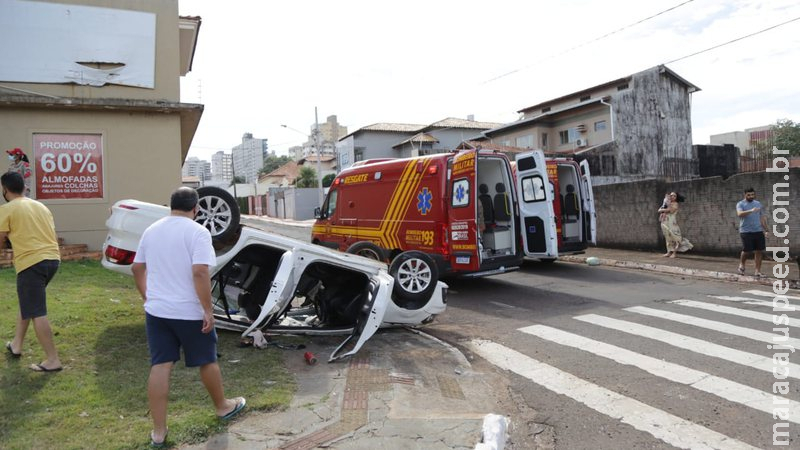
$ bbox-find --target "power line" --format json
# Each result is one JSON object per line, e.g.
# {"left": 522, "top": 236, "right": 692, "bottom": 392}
{"left": 483, "top": 0, "right": 695, "bottom": 84}
{"left": 663, "top": 16, "right": 800, "bottom": 64}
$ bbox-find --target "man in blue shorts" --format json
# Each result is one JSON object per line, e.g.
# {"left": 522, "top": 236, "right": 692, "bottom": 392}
{"left": 735, "top": 187, "right": 769, "bottom": 277}
{"left": 132, "top": 187, "right": 245, "bottom": 447}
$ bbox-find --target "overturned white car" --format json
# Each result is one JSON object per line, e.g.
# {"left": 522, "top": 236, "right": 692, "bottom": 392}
{"left": 102, "top": 187, "right": 448, "bottom": 362}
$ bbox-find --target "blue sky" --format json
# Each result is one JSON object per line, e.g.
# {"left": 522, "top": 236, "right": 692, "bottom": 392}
{"left": 179, "top": 0, "right": 800, "bottom": 160}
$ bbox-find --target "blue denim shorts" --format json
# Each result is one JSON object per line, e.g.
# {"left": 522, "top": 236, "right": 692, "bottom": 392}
{"left": 145, "top": 313, "right": 218, "bottom": 367}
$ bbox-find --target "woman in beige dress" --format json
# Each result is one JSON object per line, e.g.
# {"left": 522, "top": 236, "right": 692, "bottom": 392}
{"left": 658, "top": 192, "right": 693, "bottom": 258}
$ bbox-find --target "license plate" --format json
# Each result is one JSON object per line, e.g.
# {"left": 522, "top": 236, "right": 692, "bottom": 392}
{"left": 456, "top": 256, "right": 470, "bottom": 264}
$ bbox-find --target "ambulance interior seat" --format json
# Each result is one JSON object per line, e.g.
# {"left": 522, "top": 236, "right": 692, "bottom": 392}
{"left": 493, "top": 183, "right": 511, "bottom": 223}
{"left": 563, "top": 184, "right": 580, "bottom": 223}
{"left": 478, "top": 184, "right": 494, "bottom": 227}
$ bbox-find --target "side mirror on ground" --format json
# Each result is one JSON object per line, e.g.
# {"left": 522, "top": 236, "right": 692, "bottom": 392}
{"left": 314, "top": 207, "right": 322, "bottom": 219}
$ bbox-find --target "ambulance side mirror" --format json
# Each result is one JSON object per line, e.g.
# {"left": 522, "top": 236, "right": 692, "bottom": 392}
{"left": 314, "top": 206, "right": 322, "bottom": 219}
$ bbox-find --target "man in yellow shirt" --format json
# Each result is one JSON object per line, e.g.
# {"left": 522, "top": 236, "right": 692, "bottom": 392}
{"left": 0, "top": 172, "right": 62, "bottom": 372}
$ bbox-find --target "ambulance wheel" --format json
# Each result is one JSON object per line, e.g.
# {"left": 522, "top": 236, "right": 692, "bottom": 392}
{"left": 346, "top": 242, "right": 387, "bottom": 262}
{"left": 389, "top": 251, "right": 438, "bottom": 303}
{"left": 196, "top": 186, "right": 241, "bottom": 242}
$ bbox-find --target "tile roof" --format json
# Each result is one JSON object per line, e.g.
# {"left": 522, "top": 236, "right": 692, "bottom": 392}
{"left": 361, "top": 123, "right": 427, "bottom": 133}
{"left": 261, "top": 161, "right": 299, "bottom": 179}
{"left": 394, "top": 132, "right": 439, "bottom": 147}
{"left": 426, "top": 117, "right": 504, "bottom": 130}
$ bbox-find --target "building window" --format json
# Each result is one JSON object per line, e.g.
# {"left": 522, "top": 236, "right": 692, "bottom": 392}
{"left": 617, "top": 83, "right": 629, "bottom": 91}
{"left": 515, "top": 134, "right": 534, "bottom": 148}
{"left": 354, "top": 148, "right": 364, "bottom": 162}
{"left": 499, "top": 139, "right": 512, "bottom": 147}
{"left": 580, "top": 95, "right": 590, "bottom": 102}
{"left": 541, "top": 133, "right": 548, "bottom": 149}
{"left": 594, "top": 120, "right": 607, "bottom": 131}
{"left": 541, "top": 107, "right": 551, "bottom": 113}
{"left": 559, "top": 128, "right": 581, "bottom": 145}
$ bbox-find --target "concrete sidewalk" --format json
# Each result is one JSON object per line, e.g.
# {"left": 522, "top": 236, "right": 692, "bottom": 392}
{"left": 183, "top": 329, "right": 522, "bottom": 450}
{"left": 560, "top": 246, "right": 799, "bottom": 289}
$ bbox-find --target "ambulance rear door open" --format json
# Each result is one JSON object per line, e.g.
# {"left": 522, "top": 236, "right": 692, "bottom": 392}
{"left": 447, "top": 149, "right": 481, "bottom": 272}
{"left": 515, "top": 150, "right": 558, "bottom": 258}
{"left": 579, "top": 159, "right": 597, "bottom": 245}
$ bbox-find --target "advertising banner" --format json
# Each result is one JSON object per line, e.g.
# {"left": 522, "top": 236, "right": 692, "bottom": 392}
{"left": 33, "top": 133, "right": 104, "bottom": 200}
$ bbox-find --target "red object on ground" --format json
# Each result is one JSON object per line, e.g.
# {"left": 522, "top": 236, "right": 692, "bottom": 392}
{"left": 304, "top": 352, "right": 317, "bottom": 365}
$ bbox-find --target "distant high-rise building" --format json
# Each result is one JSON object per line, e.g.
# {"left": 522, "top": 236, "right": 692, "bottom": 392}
{"left": 232, "top": 132, "right": 268, "bottom": 183}
{"left": 211, "top": 150, "right": 232, "bottom": 182}
{"left": 182, "top": 156, "right": 211, "bottom": 182}
{"left": 299, "top": 115, "right": 348, "bottom": 160}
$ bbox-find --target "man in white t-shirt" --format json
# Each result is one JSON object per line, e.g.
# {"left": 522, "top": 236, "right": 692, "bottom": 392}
{"left": 132, "top": 187, "right": 245, "bottom": 447}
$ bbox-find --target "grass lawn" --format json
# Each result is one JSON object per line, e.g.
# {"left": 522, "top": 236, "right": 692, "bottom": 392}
{"left": 0, "top": 260, "right": 295, "bottom": 449}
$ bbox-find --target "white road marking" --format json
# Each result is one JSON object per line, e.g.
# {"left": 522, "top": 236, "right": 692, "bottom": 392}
{"left": 518, "top": 325, "right": 800, "bottom": 424}
{"left": 743, "top": 289, "right": 800, "bottom": 301}
{"left": 489, "top": 301, "right": 515, "bottom": 309}
{"left": 626, "top": 306, "right": 800, "bottom": 347}
{"left": 707, "top": 295, "right": 778, "bottom": 309}
{"left": 468, "top": 339, "right": 760, "bottom": 450}
{"left": 669, "top": 299, "right": 799, "bottom": 326}
{"left": 574, "top": 314, "right": 800, "bottom": 380}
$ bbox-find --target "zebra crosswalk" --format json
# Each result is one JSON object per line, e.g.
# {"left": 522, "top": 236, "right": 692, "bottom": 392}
{"left": 468, "top": 288, "right": 800, "bottom": 450}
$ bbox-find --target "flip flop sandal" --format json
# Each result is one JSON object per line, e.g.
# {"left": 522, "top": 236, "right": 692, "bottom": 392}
{"left": 6, "top": 342, "right": 21, "bottom": 358}
{"left": 218, "top": 397, "right": 246, "bottom": 421}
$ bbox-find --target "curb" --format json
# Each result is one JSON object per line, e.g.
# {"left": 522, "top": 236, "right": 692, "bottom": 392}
{"left": 558, "top": 255, "right": 785, "bottom": 287}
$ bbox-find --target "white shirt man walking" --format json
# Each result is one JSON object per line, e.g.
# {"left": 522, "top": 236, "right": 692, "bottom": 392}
{"left": 132, "top": 187, "right": 245, "bottom": 447}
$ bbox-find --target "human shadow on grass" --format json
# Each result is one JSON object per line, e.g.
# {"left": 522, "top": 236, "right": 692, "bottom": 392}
{"left": 0, "top": 359, "right": 52, "bottom": 446}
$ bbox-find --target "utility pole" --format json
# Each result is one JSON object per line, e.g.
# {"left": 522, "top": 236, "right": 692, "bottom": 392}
{"left": 314, "top": 106, "right": 323, "bottom": 206}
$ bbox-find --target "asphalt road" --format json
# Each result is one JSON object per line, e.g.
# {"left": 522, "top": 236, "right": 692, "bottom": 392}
{"left": 247, "top": 217, "right": 799, "bottom": 449}
{"left": 428, "top": 261, "right": 799, "bottom": 449}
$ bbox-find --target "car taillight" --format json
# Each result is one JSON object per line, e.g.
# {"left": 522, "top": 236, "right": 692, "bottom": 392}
{"left": 105, "top": 245, "right": 136, "bottom": 265}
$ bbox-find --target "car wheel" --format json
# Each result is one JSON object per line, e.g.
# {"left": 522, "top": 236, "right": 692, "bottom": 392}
{"left": 346, "top": 241, "right": 387, "bottom": 262}
{"left": 196, "top": 186, "right": 241, "bottom": 242}
{"left": 389, "top": 250, "right": 438, "bottom": 303}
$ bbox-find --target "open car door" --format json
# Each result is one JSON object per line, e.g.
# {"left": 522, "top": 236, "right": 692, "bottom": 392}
{"left": 515, "top": 150, "right": 558, "bottom": 258}
{"left": 578, "top": 160, "right": 597, "bottom": 245}
{"left": 240, "top": 251, "right": 297, "bottom": 336}
{"left": 329, "top": 271, "right": 391, "bottom": 362}
{"left": 447, "top": 150, "right": 481, "bottom": 271}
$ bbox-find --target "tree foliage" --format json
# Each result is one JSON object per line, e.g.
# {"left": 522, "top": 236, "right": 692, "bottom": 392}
{"left": 322, "top": 173, "right": 336, "bottom": 187}
{"left": 295, "top": 166, "right": 318, "bottom": 188}
{"left": 229, "top": 175, "right": 246, "bottom": 186}
{"left": 772, "top": 119, "right": 800, "bottom": 156}
{"left": 259, "top": 155, "right": 293, "bottom": 175}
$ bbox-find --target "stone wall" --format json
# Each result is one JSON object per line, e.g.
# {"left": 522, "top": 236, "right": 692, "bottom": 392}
{"left": 595, "top": 167, "right": 800, "bottom": 255}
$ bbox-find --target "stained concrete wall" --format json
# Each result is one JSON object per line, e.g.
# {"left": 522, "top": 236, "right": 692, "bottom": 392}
{"left": 595, "top": 168, "right": 800, "bottom": 255}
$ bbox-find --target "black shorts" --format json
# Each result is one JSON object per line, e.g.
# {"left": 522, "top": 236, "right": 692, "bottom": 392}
{"left": 17, "top": 260, "right": 60, "bottom": 320}
{"left": 740, "top": 232, "right": 766, "bottom": 252}
{"left": 145, "top": 313, "right": 218, "bottom": 367}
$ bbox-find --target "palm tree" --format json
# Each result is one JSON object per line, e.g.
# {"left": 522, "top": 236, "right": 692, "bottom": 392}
{"left": 295, "top": 166, "right": 318, "bottom": 188}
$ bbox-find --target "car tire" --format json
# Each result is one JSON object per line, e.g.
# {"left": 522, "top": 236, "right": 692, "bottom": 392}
{"left": 196, "top": 186, "right": 241, "bottom": 242}
{"left": 346, "top": 241, "right": 387, "bottom": 262}
{"left": 389, "top": 250, "right": 438, "bottom": 304}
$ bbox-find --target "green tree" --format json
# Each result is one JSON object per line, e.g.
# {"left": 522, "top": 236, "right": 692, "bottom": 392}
{"left": 295, "top": 166, "right": 318, "bottom": 188}
{"left": 772, "top": 119, "right": 800, "bottom": 156}
{"left": 229, "top": 175, "right": 246, "bottom": 186}
{"left": 322, "top": 173, "right": 336, "bottom": 187}
{"left": 259, "top": 155, "right": 293, "bottom": 175}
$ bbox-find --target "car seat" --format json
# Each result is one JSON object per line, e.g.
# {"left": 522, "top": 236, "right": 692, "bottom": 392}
{"left": 563, "top": 184, "right": 580, "bottom": 222}
{"left": 493, "top": 183, "right": 511, "bottom": 222}
{"left": 478, "top": 184, "right": 494, "bottom": 226}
